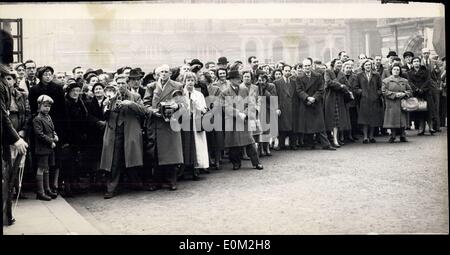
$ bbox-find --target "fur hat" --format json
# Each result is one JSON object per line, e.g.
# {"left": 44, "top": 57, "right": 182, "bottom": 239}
{"left": 91, "top": 82, "right": 104, "bottom": 92}
{"left": 65, "top": 78, "right": 83, "bottom": 93}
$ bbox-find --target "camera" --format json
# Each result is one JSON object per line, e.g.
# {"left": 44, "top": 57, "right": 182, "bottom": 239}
{"left": 160, "top": 102, "right": 175, "bottom": 122}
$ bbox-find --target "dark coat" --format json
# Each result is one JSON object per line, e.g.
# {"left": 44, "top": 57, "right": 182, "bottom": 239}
{"left": 258, "top": 82, "right": 278, "bottom": 139}
{"left": 353, "top": 72, "right": 384, "bottom": 127}
{"left": 29, "top": 81, "right": 66, "bottom": 136}
{"left": 100, "top": 91, "right": 147, "bottom": 171}
{"left": 205, "top": 83, "right": 225, "bottom": 150}
{"left": 274, "top": 77, "right": 297, "bottom": 132}
{"left": 84, "top": 96, "right": 106, "bottom": 169}
{"left": 323, "top": 69, "right": 352, "bottom": 131}
{"left": 143, "top": 79, "right": 185, "bottom": 166}
{"left": 382, "top": 76, "right": 413, "bottom": 128}
{"left": 222, "top": 83, "right": 255, "bottom": 147}
{"left": 294, "top": 71, "right": 326, "bottom": 134}
{"left": 407, "top": 66, "right": 436, "bottom": 119}
{"left": 63, "top": 96, "right": 88, "bottom": 147}
{"left": 32, "top": 113, "right": 56, "bottom": 156}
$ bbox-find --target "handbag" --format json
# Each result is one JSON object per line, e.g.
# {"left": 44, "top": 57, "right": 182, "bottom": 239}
{"left": 417, "top": 99, "right": 428, "bottom": 111}
{"left": 401, "top": 97, "right": 427, "bottom": 112}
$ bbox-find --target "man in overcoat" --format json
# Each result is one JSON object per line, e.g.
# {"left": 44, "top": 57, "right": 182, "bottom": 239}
{"left": 273, "top": 65, "right": 298, "bottom": 150}
{"left": 294, "top": 59, "right": 335, "bottom": 151}
{"left": 143, "top": 64, "right": 185, "bottom": 191}
{"left": 222, "top": 70, "right": 263, "bottom": 170}
{"left": 100, "top": 75, "right": 148, "bottom": 198}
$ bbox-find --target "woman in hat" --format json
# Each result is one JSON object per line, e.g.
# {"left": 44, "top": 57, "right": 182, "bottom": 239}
{"left": 85, "top": 82, "right": 106, "bottom": 189}
{"left": 60, "top": 78, "right": 89, "bottom": 197}
{"left": 29, "top": 65, "right": 66, "bottom": 195}
{"left": 382, "top": 63, "right": 413, "bottom": 143}
{"left": 255, "top": 72, "right": 278, "bottom": 156}
{"left": 323, "top": 59, "right": 352, "bottom": 148}
{"left": 353, "top": 59, "right": 384, "bottom": 144}
{"left": 32, "top": 95, "right": 58, "bottom": 201}
{"left": 407, "top": 56, "right": 436, "bottom": 135}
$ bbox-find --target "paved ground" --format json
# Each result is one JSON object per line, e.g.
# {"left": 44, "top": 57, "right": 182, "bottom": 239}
{"left": 3, "top": 195, "right": 100, "bottom": 235}
{"left": 5, "top": 129, "right": 448, "bottom": 235}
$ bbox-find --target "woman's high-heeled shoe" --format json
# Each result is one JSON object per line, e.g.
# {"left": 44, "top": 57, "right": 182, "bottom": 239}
{"left": 332, "top": 141, "right": 341, "bottom": 148}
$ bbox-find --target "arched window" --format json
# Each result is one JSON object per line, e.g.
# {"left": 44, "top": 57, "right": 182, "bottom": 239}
{"left": 272, "top": 40, "right": 284, "bottom": 62}
{"left": 404, "top": 35, "right": 424, "bottom": 59}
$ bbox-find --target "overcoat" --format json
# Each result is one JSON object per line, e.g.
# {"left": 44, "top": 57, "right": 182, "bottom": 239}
{"left": 294, "top": 71, "right": 326, "bottom": 134}
{"left": 100, "top": 91, "right": 147, "bottom": 171}
{"left": 222, "top": 83, "right": 255, "bottom": 147}
{"left": 32, "top": 113, "right": 56, "bottom": 156}
{"left": 63, "top": 95, "right": 88, "bottom": 148}
{"left": 258, "top": 82, "right": 278, "bottom": 142}
{"left": 353, "top": 71, "right": 384, "bottom": 127}
{"left": 205, "top": 83, "right": 224, "bottom": 150}
{"left": 323, "top": 69, "right": 352, "bottom": 131}
{"left": 274, "top": 77, "right": 297, "bottom": 132}
{"left": 382, "top": 76, "right": 412, "bottom": 128}
{"left": 85, "top": 96, "right": 106, "bottom": 169}
{"left": 407, "top": 66, "right": 436, "bottom": 121}
{"left": 242, "top": 82, "right": 261, "bottom": 136}
{"left": 143, "top": 79, "right": 185, "bottom": 166}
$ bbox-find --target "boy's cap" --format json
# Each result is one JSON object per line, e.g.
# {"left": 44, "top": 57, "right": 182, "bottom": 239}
{"left": 37, "top": 94, "right": 54, "bottom": 105}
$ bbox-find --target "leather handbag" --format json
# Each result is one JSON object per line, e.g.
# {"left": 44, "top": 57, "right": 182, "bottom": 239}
{"left": 401, "top": 97, "right": 427, "bottom": 112}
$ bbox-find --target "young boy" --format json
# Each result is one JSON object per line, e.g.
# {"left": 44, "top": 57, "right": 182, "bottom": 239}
{"left": 32, "top": 95, "right": 58, "bottom": 200}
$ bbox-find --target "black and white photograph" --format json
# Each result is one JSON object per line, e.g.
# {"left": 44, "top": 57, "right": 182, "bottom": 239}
{"left": 1, "top": 0, "right": 447, "bottom": 239}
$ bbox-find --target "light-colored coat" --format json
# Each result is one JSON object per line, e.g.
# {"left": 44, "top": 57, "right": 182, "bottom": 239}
{"left": 382, "top": 76, "right": 413, "bottom": 128}
{"left": 143, "top": 79, "right": 185, "bottom": 166}
{"left": 100, "top": 91, "right": 146, "bottom": 172}
{"left": 183, "top": 89, "right": 209, "bottom": 168}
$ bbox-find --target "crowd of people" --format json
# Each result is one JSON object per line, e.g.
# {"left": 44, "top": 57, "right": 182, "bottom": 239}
{"left": 1, "top": 28, "right": 447, "bottom": 226}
